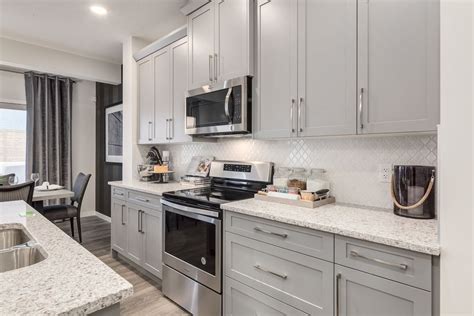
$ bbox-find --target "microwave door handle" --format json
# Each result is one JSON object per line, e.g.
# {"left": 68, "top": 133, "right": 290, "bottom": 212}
{"left": 225, "top": 87, "right": 233, "bottom": 123}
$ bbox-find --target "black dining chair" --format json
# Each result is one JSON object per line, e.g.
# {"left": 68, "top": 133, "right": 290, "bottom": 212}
{"left": 0, "top": 181, "right": 35, "bottom": 205}
{"left": 42, "top": 173, "right": 91, "bottom": 243}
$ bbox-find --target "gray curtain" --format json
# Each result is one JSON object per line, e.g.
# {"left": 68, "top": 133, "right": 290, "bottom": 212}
{"left": 24, "top": 72, "right": 73, "bottom": 190}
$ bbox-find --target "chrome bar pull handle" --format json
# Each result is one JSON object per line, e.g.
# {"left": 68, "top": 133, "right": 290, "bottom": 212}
{"left": 350, "top": 250, "right": 408, "bottom": 270}
{"left": 148, "top": 121, "right": 152, "bottom": 141}
{"left": 298, "top": 97, "right": 304, "bottom": 133}
{"left": 121, "top": 205, "right": 125, "bottom": 225}
{"left": 140, "top": 211, "right": 145, "bottom": 234}
{"left": 209, "top": 54, "right": 213, "bottom": 82}
{"left": 254, "top": 264, "right": 287, "bottom": 280}
{"left": 358, "top": 88, "right": 364, "bottom": 130}
{"left": 138, "top": 210, "right": 141, "bottom": 233}
{"left": 254, "top": 226, "right": 288, "bottom": 238}
{"left": 290, "top": 99, "right": 295, "bottom": 134}
{"left": 169, "top": 118, "right": 174, "bottom": 140}
{"left": 214, "top": 53, "right": 218, "bottom": 81}
{"left": 336, "top": 273, "right": 341, "bottom": 316}
{"left": 135, "top": 197, "right": 150, "bottom": 203}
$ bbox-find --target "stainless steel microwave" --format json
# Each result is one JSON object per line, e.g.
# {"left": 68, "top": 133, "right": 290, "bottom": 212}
{"left": 185, "top": 76, "right": 251, "bottom": 136}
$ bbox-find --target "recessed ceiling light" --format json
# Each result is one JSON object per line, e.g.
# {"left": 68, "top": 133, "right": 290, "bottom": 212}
{"left": 90, "top": 5, "right": 107, "bottom": 16}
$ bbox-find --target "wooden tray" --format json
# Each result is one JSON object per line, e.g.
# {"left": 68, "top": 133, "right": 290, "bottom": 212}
{"left": 254, "top": 193, "right": 336, "bottom": 209}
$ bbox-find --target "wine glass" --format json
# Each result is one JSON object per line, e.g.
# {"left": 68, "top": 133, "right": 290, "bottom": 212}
{"left": 8, "top": 175, "right": 19, "bottom": 185}
{"left": 31, "top": 173, "right": 40, "bottom": 186}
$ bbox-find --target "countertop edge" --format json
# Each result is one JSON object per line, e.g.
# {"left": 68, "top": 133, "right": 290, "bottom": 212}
{"left": 62, "top": 287, "right": 134, "bottom": 315}
{"left": 221, "top": 203, "right": 441, "bottom": 256}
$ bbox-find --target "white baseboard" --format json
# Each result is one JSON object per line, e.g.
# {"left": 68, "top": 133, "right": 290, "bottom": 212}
{"left": 94, "top": 211, "right": 111, "bottom": 223}
{"left": 81, "top": 210, "right": 95, "bottom": 218}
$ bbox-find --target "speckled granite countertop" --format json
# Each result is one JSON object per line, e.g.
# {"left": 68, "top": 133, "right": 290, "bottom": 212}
{"left": 0, "top": 201, "right": 133, "bottom": 315}
{"left": 222, "top": 199, "right": 440, "bottom": 256}
{"left": 109, "top": 179, "right": 201, "bottom": 196}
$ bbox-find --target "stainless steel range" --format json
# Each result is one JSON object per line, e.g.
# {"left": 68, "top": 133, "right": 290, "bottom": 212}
{"left": 161, "top": 160, "right": 273, "bottom": 316}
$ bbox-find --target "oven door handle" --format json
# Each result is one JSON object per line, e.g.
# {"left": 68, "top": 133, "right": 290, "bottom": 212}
{"left": 160, "top": 199, "right": 220, "bottom": 220}
{"left": 224, "top": 87, "right": 233, "bottom": 123}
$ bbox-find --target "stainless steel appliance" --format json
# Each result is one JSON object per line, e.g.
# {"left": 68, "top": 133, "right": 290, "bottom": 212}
{"left": 161, "top": 160, "right": 273, "bottom": 316}
{"left": 391, "top": 165, "right": 436, "bottom": 219}
{"left": 185, "top": 76, "right": 252, "bottom": 136}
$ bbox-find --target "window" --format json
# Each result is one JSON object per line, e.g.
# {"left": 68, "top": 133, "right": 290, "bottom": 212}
{"left": 0, "top": 105, "right": 27, "bottom": 182}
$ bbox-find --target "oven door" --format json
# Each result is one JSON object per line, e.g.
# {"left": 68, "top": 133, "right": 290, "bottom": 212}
{"left": 185, "top": 76, "right": 249, "bottom": 135}
{"left": 161, "top": 200, "right": 222, "bottom": 293}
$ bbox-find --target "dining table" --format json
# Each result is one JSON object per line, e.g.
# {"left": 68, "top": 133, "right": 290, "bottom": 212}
{"left": 32, "top": 188, "right": 74, "bottom": 211}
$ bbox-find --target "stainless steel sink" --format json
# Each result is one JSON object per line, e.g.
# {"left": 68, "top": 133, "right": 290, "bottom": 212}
{"left": 0, "top": 228, "right": 31, "bottom": 250}
{"left": 0, "top": 245, "right": 46, "bottom": 273}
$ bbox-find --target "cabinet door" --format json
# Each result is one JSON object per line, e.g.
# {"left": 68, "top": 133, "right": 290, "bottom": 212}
{"left": 254, "top": 0, "right": 298, "bottom": 139}
{"left": 335, "top": 265, "right": 431, "bottom": 316}
{"left": 297, "top": 0, "right": 357, "bottom": 137}
{"left": 142, "top": 208, "right": 162, "bottom": 278}
{"left": 153, "top": 48, "right": 171, "bottom": 143}
{"left": 215, "top": 0, "right": 253, "bottom": 81}
{"left": 224, "top": 277, "right": 309, "bottom": 316}
{"left": 170, "top": 37, "right": 192, "bottom": 143}
{"left": 126, "top": 204, "right": 143, "bottom": 264}
{"left": 111, "top": 198, "right": 127, "bottom": 254}
{"left": 358, "top": 0, "right": 440, "bottom": 134}
{"left": 138, "top": 57, "right": 154, "bottom": 144}
{"left": 188, "top": 2, "right": 215, "bottom": 89}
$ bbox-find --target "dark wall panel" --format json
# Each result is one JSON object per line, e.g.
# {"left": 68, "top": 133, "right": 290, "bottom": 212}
{"left": 96, "top": 82, "right": 123, "bottom": 217}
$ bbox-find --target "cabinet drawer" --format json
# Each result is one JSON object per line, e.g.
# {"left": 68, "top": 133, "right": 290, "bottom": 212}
{"left": 224, "top": 277, "right": 308, "bottom": 316}
{"left": 335, "top": 236, "right": 432, "bottom": 290}
{"left": 127, "top": 190, "right": 162, "bottom": 210}
{"left": 225, "top": 212, "right": 334, "bottom": 261}
{"left": 225, "top": 232, "right": 333, "bottom": 316}
{"left": 112, "top": 187, "right": 127, "bottom": 200}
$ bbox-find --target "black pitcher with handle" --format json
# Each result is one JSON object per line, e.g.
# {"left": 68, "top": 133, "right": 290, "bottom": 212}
{"left": 391, "top": 165, "right": 436, "bottom": 219}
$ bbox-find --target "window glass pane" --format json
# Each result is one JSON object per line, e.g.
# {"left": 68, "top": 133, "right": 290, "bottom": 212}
{"left": 0, "top": 108, "right": 26, "bottom": 182}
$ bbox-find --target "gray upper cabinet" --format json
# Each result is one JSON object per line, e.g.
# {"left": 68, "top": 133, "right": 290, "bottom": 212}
{"left": 137, "top": 36, "right": 191, "bottom": 144}
{"left": 153, "top": 47, "right": 171, "bottom": 144}
{"left": 215, "top": 0, "right": 254, "bottom": 81}
{"left": 188, "top": 3, "right": 215, "bottom": 89}
{"left": 170, "top": 37, "right": 192, "bottom": 143}
{"left": 357, "top": 0, "right": 440, "bottom": 134}
{"left": 254, "top": 0, "right": 298, "bottom": 139}
{"left": 297, "top": 0, "right": 357, "bottom": 137}
{"left": 138, "top": 57, "right": 154, "bottom": 144}
{"left": 188, "top": 0, "right": 254, "bottom": 90}
{"left": 335, "top": 265, "right": 432, "bottom": 316}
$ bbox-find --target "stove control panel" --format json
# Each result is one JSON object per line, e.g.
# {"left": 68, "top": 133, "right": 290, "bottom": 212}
{"left": 224, "top": 164, "right": 252, "bottom": 173}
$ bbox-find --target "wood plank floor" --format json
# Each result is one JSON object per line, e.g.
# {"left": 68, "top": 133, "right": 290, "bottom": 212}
{"left": 56, "top": 216, "right": 189, "bottom": 315}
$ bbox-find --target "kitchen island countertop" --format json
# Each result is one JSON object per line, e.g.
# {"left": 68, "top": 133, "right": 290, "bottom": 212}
{"left": 0, "top": 200, "right": 133, "bottom": 315}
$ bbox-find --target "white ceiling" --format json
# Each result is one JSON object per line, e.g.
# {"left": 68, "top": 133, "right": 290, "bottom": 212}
{"left": 0, "top": 0, "right": 187, "bottom": 64}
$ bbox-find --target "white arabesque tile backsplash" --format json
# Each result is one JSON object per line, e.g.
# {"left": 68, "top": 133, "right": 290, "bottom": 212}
{"left": 153, "top": 134, "right": 437, "bottom": 210}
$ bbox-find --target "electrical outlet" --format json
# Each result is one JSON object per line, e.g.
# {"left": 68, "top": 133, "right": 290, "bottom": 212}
{"left": 378, "top": 164, "right": 392, "bottom": 183}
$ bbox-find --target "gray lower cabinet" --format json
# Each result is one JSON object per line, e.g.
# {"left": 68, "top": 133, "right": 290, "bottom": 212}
{"left": 335, "top": 265, "right": 431, "bottom": 316}
{"left": 224, "top": 211, "right": 434, "bottom": 316}
{"left": 224, "top": 277, "right": 309, "bottom": 316}
{"left": 111, "top": 188, "right": 163, "bottom": 279}
{"left": 111, "top": 198, "right": 127, "bottom": 254}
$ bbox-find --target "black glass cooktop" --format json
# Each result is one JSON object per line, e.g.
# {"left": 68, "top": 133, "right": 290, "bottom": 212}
{"left": 162, "top": 186, "right": 255, "bottom": 211}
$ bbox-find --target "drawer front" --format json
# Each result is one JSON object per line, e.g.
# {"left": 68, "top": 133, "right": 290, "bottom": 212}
{"left": 225, "top": 232, "right": 333, "bottom": 316}
{"left": 112, "top": 187, "right": 127, "bottom": 200}
{"left": 224, "top": 277, "right": 309, "bottom": 316}
{"left": 127, "top": 190, "right": 162, "bottom": 210}
{"left": 225, "top": 211, "right": 334, "bottom": 261}
{"left": 335, "top": 236, "right": 432, "bottom": 290}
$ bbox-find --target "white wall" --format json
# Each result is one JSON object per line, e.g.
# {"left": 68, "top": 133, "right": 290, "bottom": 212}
{"left": 71, "top": 81, "right": 96, "bottom": 217}
{"left": 122, "top": 36, "right": 150, "bottom": 181}
{"left": 0, "top": 37, "right": 121, "bottom": 84}
{"left": 0, "top": 70, "right": 26, "bottom": 105}
{"left": 439, "top": 0, "right": 473, "bottom": 314}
